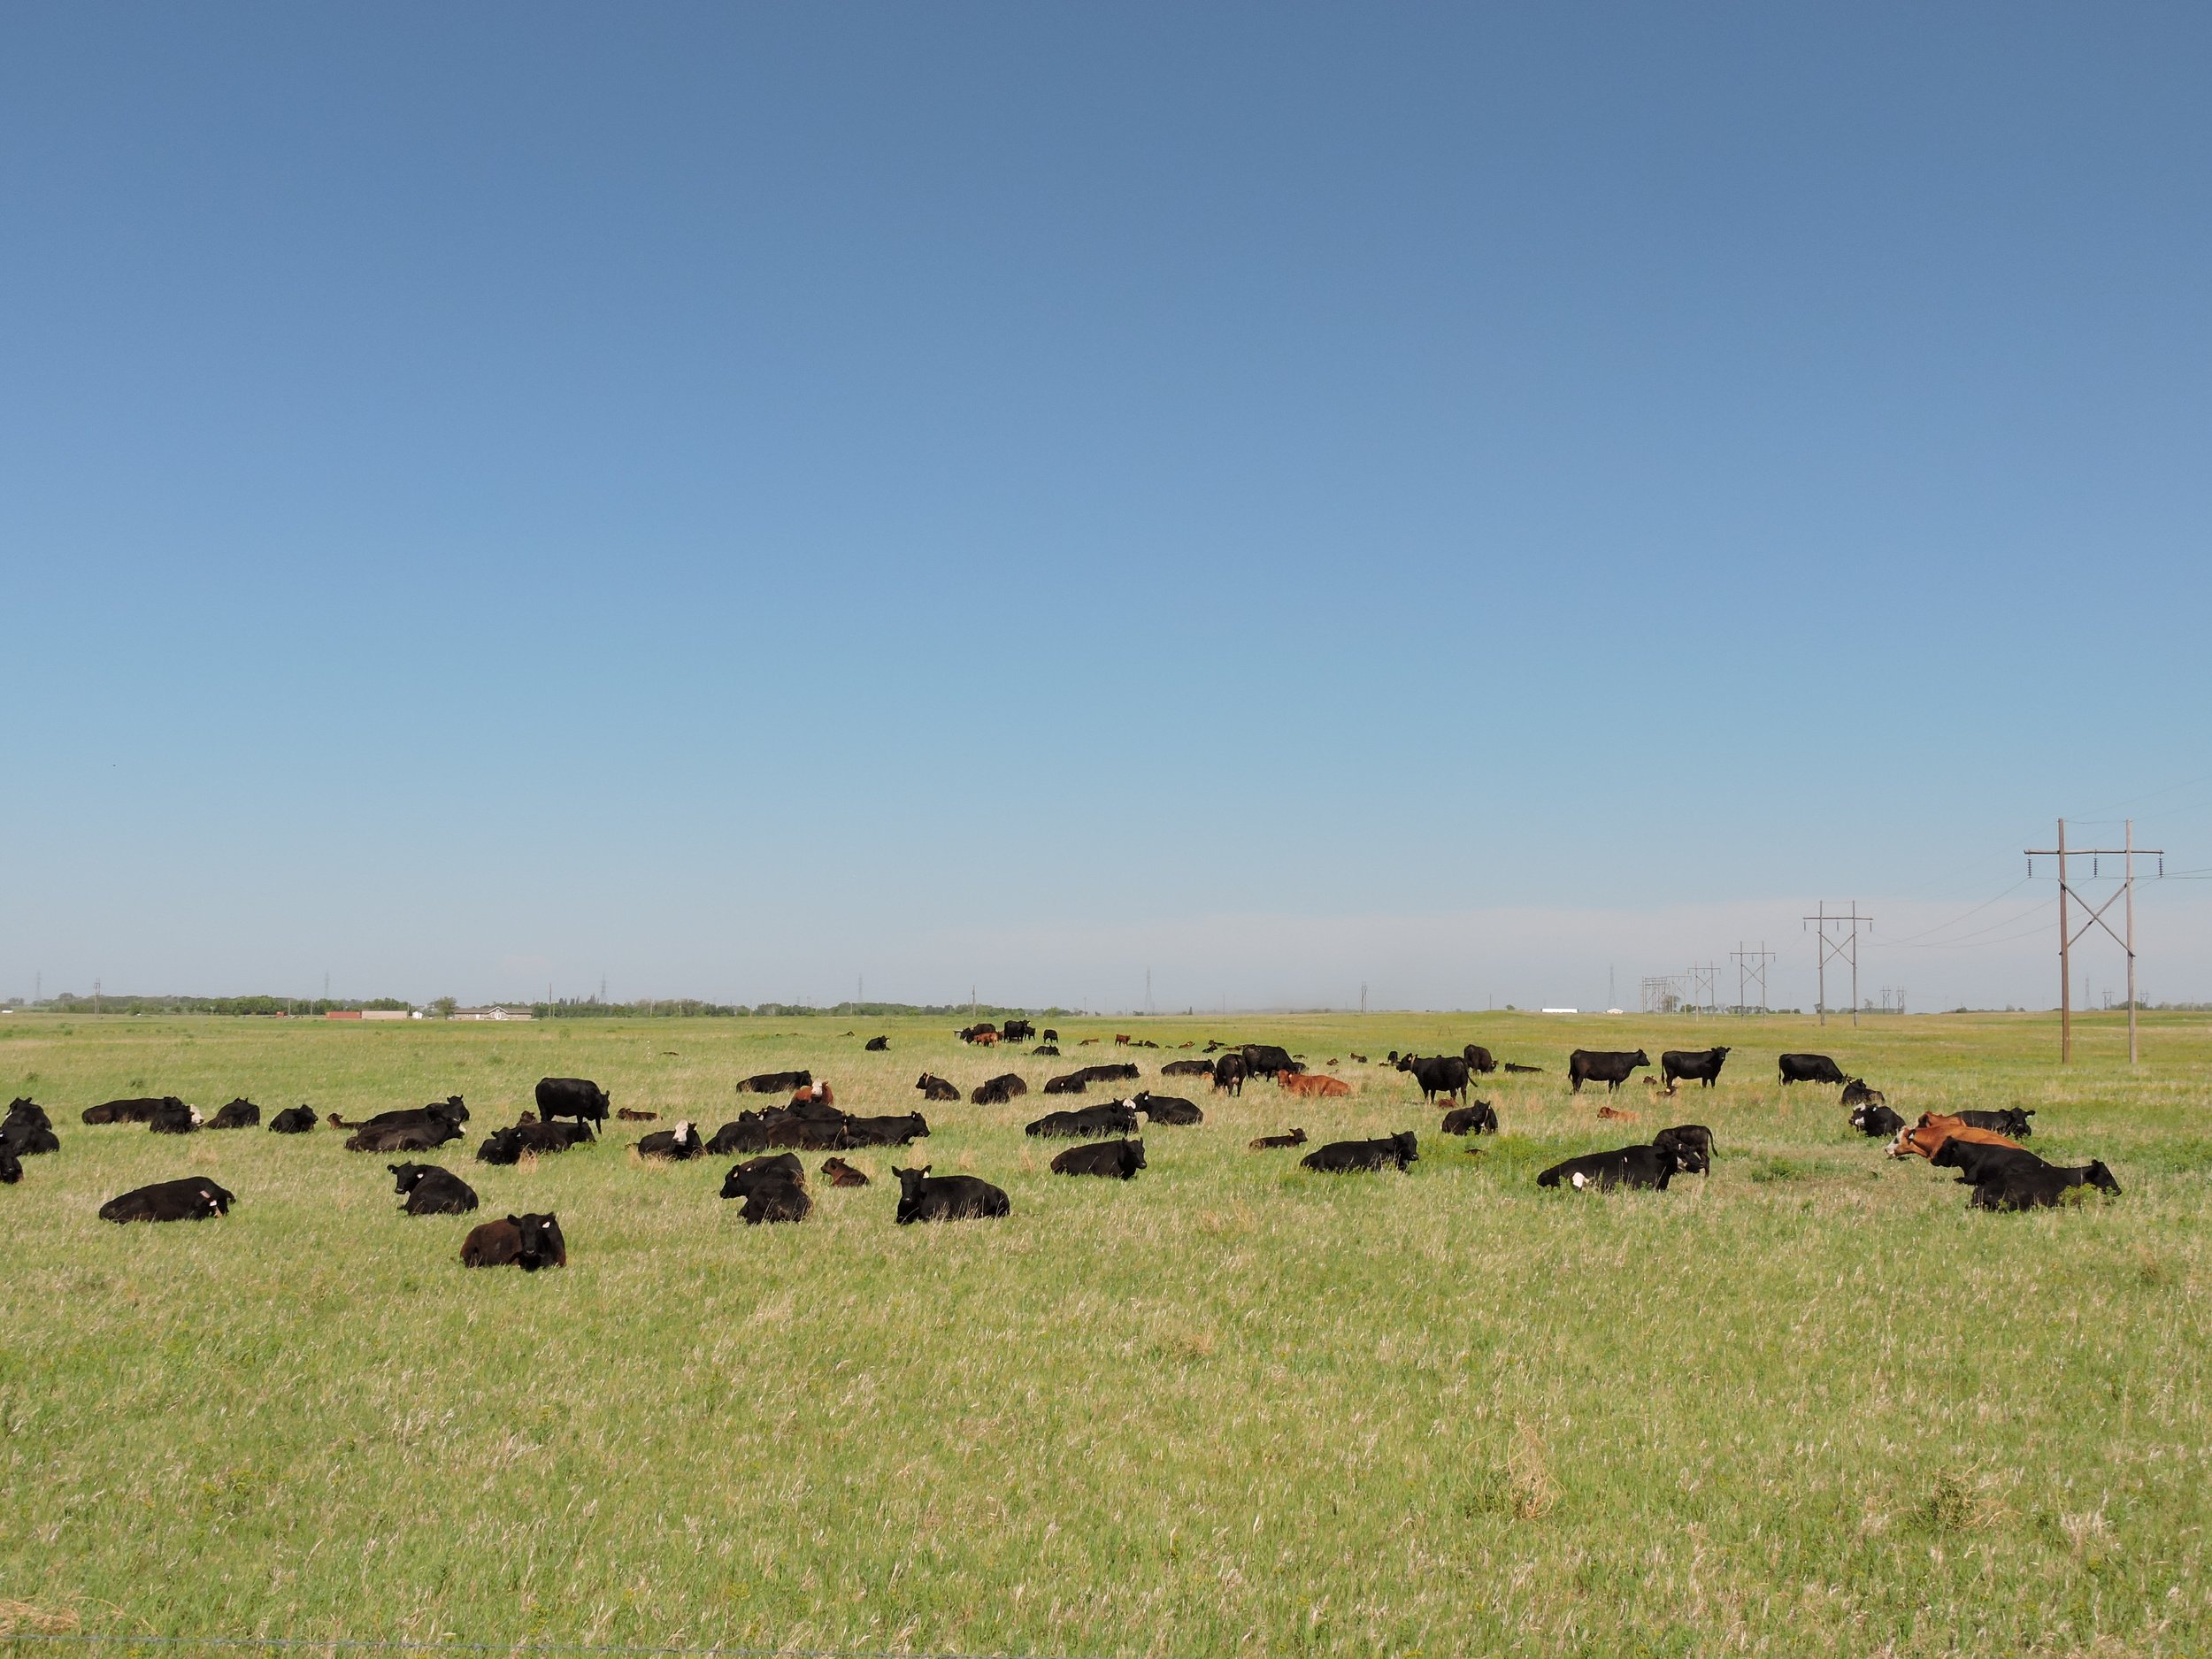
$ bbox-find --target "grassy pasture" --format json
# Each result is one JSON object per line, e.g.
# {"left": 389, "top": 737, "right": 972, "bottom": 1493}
{"left": 2, "top": 1009, "right": 2209, "bottom": 1657}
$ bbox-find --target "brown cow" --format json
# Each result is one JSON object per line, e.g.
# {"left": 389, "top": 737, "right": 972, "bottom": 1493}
{"left": 1114, "top": 1033, "right": 1132, "bottom": 1046}
{"left": 1888, "top": 1112, "right": 2025, "bottom": 1161}
{"left": 1280, "top": 1071, "right": 1351, "bottom": 1099}
{"left": 1596, "top": 1103, "right": 1640, "bottom": 1121}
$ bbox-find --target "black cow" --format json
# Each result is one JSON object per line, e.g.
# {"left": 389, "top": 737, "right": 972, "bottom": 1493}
{"left": 389, "top": 1163, "right": 480, "bottom": 1215}
{"left": 1042, "top": 1073, "right": 1087, "bottom": 1095}
{"left": 1840, "top": 1078, "right": 1886, "bottom": 1110}
{"left": 1537, "top": 1143, "right": 1681, "bottom": 1191}
{"left": 971, "top": 1074, "right": 1027, "bottom": 1105}
{"left": 1031, "top": 1045, "right": 1061, "bottom": 1056}
{"left": 1778, "top": 1053, "right": 1847, "bottom": 1086}
{"left": 535, "top": 1078, "right": 611, "bottom": 1127}
{"left": 636, "top": 1121, "right": 705, "bottom": 1160}
{"left": 1133, "top": 1092, "right": 1202, "bottom": 1125}
{"left": 1930, "top": 1139, "right": 2047, "bottom": 1187}
{"left": 1301, "top": 1133, "right": 1419, "bottom": 1173}
{"left": 1241, "top": 1044, "right": 1301, "bottom": 1079}
{"left": 1001, "top": 1018, "right": 1036, "bottom": 1043}
{"left": 1248, "top": 1127, "right": 1308, "bottom": 1150}
{"left": 474, "top": 1118, "right": 592, "bottom": 1164}
{"left": 99, "top": 1177, "right": 235, "bottom": 1223}
{"left": 1041, "top": 1028, "right": 1060, "bottom": 1042}
{"left": 1955, "top": 1108, "right": 2035, "bottom": 1139}
{"left": 147, "top": 1100, "right": 203, "bottom": 1135}
{"left": 2, "top": 1103, "right": 60, "bottom": 1156}
{"left": 1970, "top": 1160, "right": 2121, "bottom": 1210}
{"left": 1078, "top": 1063, "right": 1141, "bottom": 1084}
{"left": 1568, "top": 1050, "right": 1650, "bottom": 1094}
{"left": 1399, "top": 1054, "right": 1471, "bottom": 1104}
{"left": 0, "top": 1145, "right": 19, "bottom": 1184}
{"left": 1051, "top": 1138, "right": 1146, "bottom": 1179}
{"left": 841, "top": 1112, "right": 930, "bottom": 1147}
{"left": 1849, "top": 1102, "right": 1906, "bottom": 1139}
{"left": 1653, "top": 1124, "right": 1715, "bottom": 1174}
{"left": 348, "top": 1117, "right": 462, "bottom": 1154}
{"left": 1161, "top": 1058, "right": 1214, "bottom": 1077}
{"left": 864, "top": 1035, "right": 890, "bottom": 1051}
{"left": 461, "top": 1212, "right": 566, "bottom": 1269}
{"left": 704, "top": 1112, "right": 845, "bottom": 1155}
{"left": 333, "top": 1096, "right": 469, "bottom": 1135}
{"left": 1212, "top": 1054, "right": 1249, "bottom": 1095}
{"left": 268, "top": 1104, "right": 318, "bottom": 1133}
{"left": 1661, "top": 1047, "right": 1730, "bottom": 1089}
{"left": 915, "top": 1073, "right": 960, "bottom": 1102}
{"left": 894, "top": 1166, "right": 1010, "bottom": 1223}
{"left": 1462, "top": 1044, "right": 1498, "bottom": 1074}
{"left": 737, "top": 1176, "right": 811, "bottom": 1224}
{"left": 739, "top": 1070, "right": 812, "bottom": 1094}
{"left": 1502, "top": 1062, "right": 1544, "bottom": 1074}
{"left": 726, "top": 1150, "right": 805, "bottom": 1187}
{"left": 81, "top": 1096, "right": 175, "bottom": 1125}
{"left": 1441, "top": 1101, "right": 1499, "bottom": 1135}
{"left": 208, "top": 1099, "right": 260, "bottom": 1130}
{"left": 1025, "top": 1102, "right": 1139, "bottom": 1138}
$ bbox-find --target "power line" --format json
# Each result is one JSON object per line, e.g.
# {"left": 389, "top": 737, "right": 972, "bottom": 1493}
{"left": 1802, "top": 902, "right": 1871, "bottom": 1026}
{"left": 2025, "top": 818, "right": 2162, "bottom": 1065}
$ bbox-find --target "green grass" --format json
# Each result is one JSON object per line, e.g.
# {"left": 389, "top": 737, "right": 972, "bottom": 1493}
{"left": 3, "top": 1009, "right": 2209, "bottom": 1656}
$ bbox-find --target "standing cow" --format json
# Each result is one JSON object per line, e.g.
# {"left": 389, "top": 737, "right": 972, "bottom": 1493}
{"left": 1661, "top": 1047, "right": 1730, "bottom": 1088}
{"left": 535, "top": 1078, "right": 611, "bottom": 1126}
{"left": 1568, "top": 1049, "right": 1651, "bottom": 1094}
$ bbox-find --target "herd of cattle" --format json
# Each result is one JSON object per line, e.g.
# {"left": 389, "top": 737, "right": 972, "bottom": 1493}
{"left": 0, "top": 1032, "right": 2123, "bottom": 1268}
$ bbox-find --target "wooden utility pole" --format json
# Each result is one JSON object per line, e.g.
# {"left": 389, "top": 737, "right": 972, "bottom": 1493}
{"left": 1803, "top": 902, "right": 1872, "bottom": 1025}
{"left": 2025, "top": 818, "right": 2162, "bottom": 1064}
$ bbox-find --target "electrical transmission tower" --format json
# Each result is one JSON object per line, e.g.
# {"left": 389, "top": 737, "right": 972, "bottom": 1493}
{"left": 1640, "top": 973, "right": 1686, "bottom": 1014}
{"left": 1803, "top": 902, "right": 1873, "bottom": 1026}
{"left": 2024, "top": 818, "right": 2163, "bottom": 1064}
{"left": 1686, "top": 961, "right": 1721, "bottom": 1015}
{"left": 1731, "top": 941, "right": 1775, "bottom": 1014}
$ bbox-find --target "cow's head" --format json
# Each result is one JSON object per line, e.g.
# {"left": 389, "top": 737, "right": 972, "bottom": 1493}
{"left": 388, "top": 1163, "right": 428, "bottom": 1193}
{"left": 895, "top": 1166, "right": 930, "bottom": 1202}
{"left": 1393, "top": 1132, "right": 1419, "bottom": 1164}
{"left": 1125, "top": 1139, "right": 1148, "bottom": 1171}
{"left": 2084, "top": 1160, "right": 2122, "bottom": 1195}
{"left": 514, "top": 1212, "right": 565, "bottom": 1271}
{"left": 199, "top": 1187, "right": 225, "bottom": 1216}
{"left": 1632, "top": 1049, "right": 1650, "bottom": 1065}
{"left": 1709, "top": 1046, "right": 1731, "bottom": 1060}
{"left": 672, "top": 1121, "right": 696, "bottom": 1148}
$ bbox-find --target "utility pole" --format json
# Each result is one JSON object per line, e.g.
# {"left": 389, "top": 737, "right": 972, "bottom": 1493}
{"left": 1686, "top": 961, "right": 1720, "bottom": 1016}
{"left": 1360, "top": 982, "right": 1369, "bottom": 1016}
{"left": 1803, "top": 902, "right": 1872, "bottom": 1026}
{"left": 2026, "top": 818, "right": 2162, "bottom": 1064}
{"left": 94, "top": 978, "right": 102, "bottom": 1016}
{"left": 1731, "top": 941, "right": 1775, "bottom": 1014}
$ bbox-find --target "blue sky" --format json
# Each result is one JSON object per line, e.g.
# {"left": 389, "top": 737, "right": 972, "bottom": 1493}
{"left": 4, "top": 4, "right": 2208, "bottom": 1011}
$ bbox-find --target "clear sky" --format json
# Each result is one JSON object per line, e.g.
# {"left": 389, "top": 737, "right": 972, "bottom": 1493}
{"left": 4, "top": 4, "right": 2208, "bottom": 1013}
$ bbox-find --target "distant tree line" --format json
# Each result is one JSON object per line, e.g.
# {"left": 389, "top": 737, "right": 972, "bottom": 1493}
{"left": 530, "top": 998, "right": 1064, "bottom": 1020}
{"left": 31, "top": 994, "right": 412, "bottom": 1016}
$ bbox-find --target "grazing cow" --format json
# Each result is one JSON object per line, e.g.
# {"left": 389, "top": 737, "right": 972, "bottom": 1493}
{"left": 347, "top": 1116, "right": 463, "bottom": 1154}
{"left": 1839, "top": 1078, "right": 1886, "bottom": 1110}
{"left": 740, "top": 1070, "right": 812, "bottom": 1094}
{"left": 1162, "top": 1057, "right": 1215, "bottom": 1078}
{"left": 1041, "top": 1028, "right": 1059, "bottom": 1042}
{"left": 100, "top": 1176, "right": 237, "bottom": 1222}
{"left": 1462, "top": 1044, "right": 1498, "bottom": 1074}
{"left": 1398, "top": 1054, "right": 1471, "bottom": 1104}
{"left": 1503, "top": 1062, "right": 1544, "bottom": 1074}
{"left": 461, "top": 1212, "right": 567, "bottom": 1269}
{"left": 1887, "top": 1114, "right": 2024, "bottom": 1160}
{"left": 1025, "top": 1102, "right": 1140, "bottom": 1138}
{"left": 1042, "top": 1072, "right": 1088, "bottom": 1095}
{"left": 636, "top": 1121, "right": 705, "bottom": 1161}
{"left": 1133, "top": 1092, "right": 1202, "bottom": 1125}
{"left": 1241, "top": 1043, "right": 1302, "bottom": 1079}
{"left": 1302, "top": 1133, "right": 1419, "bottom": 1173}
{"left": 865, "top": 1035, "right": 890, "bottom": 1051}
{"left": 1249, "top": 1127, "right": 1309, "bottom": 1150}
{"left": 208, "top": 1099, "right": 260, "bottom": 1130}
{"left": 1212, "top": 1054, "right": 1248, "bottom": 1095}
{"left": 893, "top": 1166, "right": 1010, "bottom": 1223}
{"left": 147, "top": 1100, "right": 204, "bottom": 1135}
{"left": 1661, "top": 1047, "right": 1731, "bottom": 1089}
{"left": 1930, "top": 1139, "right": 2047, "bottom": 1188}
{"left": 535, "top": 1078, "right": 611, "bottom": 1127}
{"left": 388, "top": 1163, "right": 480, "bottom": 1216}
{"left": 1653, "top": 1124, "right": 1716, "bottom": 1174}
{"left": 820, "top": 1156, "right": 870, "bottom": 1187}
{"left": 1568, "top": 1050, "right": 1650, "bottom": 1094}
{"left": 81, "top": 1096, "right": 175, "bottom": 1125}
{"left": 1002, "top": 1019, "right": 1036, "bottom": 1042}
{"left": 1281, "top": 1071, "right": 1352, "bottom": 1099}
{"left": 1970, "top": 1160, "right": 2122, "bottom": 1210}
{"left": 915, "top": 1073, "right": 960, "bottom": 1102}
{"left": 2, "top": 1102, "right": 61, "bottom": 1156}
{"left": 1849, "top": 1102, "right": 1906, "bottom": 1139}
{"left": 0, "top": 1145, "right": 19, "bottom": 1184}
{"left": 841, "top": 1112, "right": 930, "bottom": 1147}
{"left": 1778, "top": 1053, "right": 1847, "bottom": 1086}
{"left": 1441, "top": 1102, "right": 1499, "bottom": 1136}
{"left": 1956, "top": 1108, "right": 2035, "bottom": 1139}
{"left": 268, "top": 1104, "right": 318, "bottom": 1134}
{"left": 1537, "top": 1144, "right": 1681, "bottom": 1192}
{"left": 971, "top": 1073, "right": 1027, "bottom": 1105}
{"left": 617, "top": 1108, "right": 659, "bottom": 1121}
{"left": 1050, "top": 1137, "right": 1146, "bottom": 1179}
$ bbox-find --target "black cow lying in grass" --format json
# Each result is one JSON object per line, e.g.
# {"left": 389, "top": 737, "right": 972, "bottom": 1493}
{"left": 1042, "top": 1073, "right": 1087, "bottom": 1095}
{"left": 865, "top": 1035, "right": 889, "bottom": 1051}
{"left": 81, "top": 1096, "right": 174, "bottom": 1125}
{"left": 720, "top": 1155, "right": 811, "bottom": 1222}
{"left": 461, "top": 1212, "right": 566, "bottom": 1269}
{"left": 1161, "top": 1058, "right": 1214, "bottom": 1077}
{"left": 1025, "top": 1102, "right": 1139, "bottom": 1138}
{"left": 970, "top": 1074, "right": 1027, "bottom": 1105}
{"left": 1133, "top": 1092, "right": 1201, "bottom": 1125}
{"left": 739, "top": 1070, "right": 812, "bottom": 1094}
{"left": 1441, "top": 1101, "right": 1499, "bottom": 1135}
{"left": 1302, "top": 1133, "right": 1418, "bottom": 1173}
{"left": 2, "top": 1100, "right": 60, "bottom": 1156}
{"left": 389, "top": 1163, "right": 480, "bottom": 1216}
{"left": 915, "top": 1074, "right": 960, "bottom": 1102}
{"left": 706, "top": 1110, "right": 846, "bottom": 1155}
{"left": 841, "top": 1112, "right": 930, "bottom": 1147}
{"left": 1051, "top": 1138, "right": 1145, "bottom": 1179}
{"left": 208, "top": 1099, "right": 260, "bottom": 1129}
{"left": 333, "top": 1096, "right": 468, "bottom": 1135}
{"left": 1653, "top": 1124, "right": 1715, "bottom": 1175}
{"left": 1840, "top": 1078, "right": 1886, "bottom": 1110}
{"left": 1502, "top": 1062, "right": 1544, "bottom": 1074}
{"left": 268, "top": 1104, "right": 318, "bottom": 1133}
{"left": 894, "top": 1166, "right": 1010, "bottom": 1223}
{"left": 1849, "top": 1101, "right": 1906, "bottom": 1138}
{"left": 1249, "top": 1127, "right": 1307, "bottom": 1150}
{"left": 1031, "top": 1045, "right": 1060, "bottom": 1056}
{"left": 1537, "top": 1143, "right": 1686, "bottom": 1192}
{"left": 100, "top": 1177, "right": 235, "bottom": 1224}
{"left": 349, "top": 1115, "right": 462, "bottom": 1154}
{"left": 148, "top": 1100, "right": 203, "bottom": 1134}
{"left": 476, "top": 1119, "right": 594, "bottom": 1164}
{"left": 1955, "top": 1108, "right": 2035, "bottom": 1139}
{"left": 636, "top": 1121, "right": 704, "bottom": 1161}
{"left": 1971, "top": 1159, "right": 2121, "bottom": 1210}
